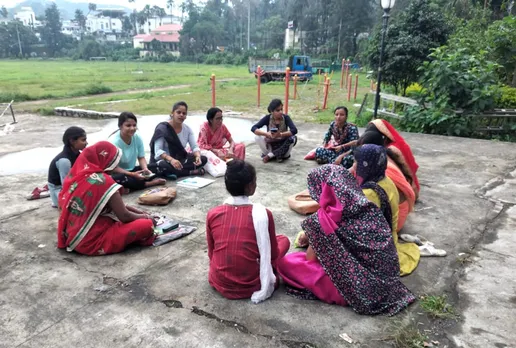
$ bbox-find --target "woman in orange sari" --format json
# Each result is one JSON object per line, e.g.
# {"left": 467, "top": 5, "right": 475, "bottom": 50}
{"left": 198, "top": 107, "right": 246, "bottom": 160}
{"left": 366, "top": 119, "right": 420, "bottom": 199}
{"left": 57, "top": 141, "right": 155, "bottom": 256}
{"left": 358, "top": 129, "right": 416, "bottom": 232}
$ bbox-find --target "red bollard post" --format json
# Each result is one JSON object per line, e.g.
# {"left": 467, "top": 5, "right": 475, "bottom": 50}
{"left": 340, "top": 59, "right": 345, "bottom": 89}
{"left": 354, "top": 74, "right": 359, "bottom": 101}
{"left": 293, "top": 74, "right": 298, "bottom": 100}
{"left": 344, "top": 60, "right": 350, "bottom": 89}
{"left": 211, "top": 74, "right": 216, "bottom": 107}
{"left": 323, "top": 78, "right": 330, "bottom": 110}
{"left": 284, "top": 67, "right": 290, "bottom": 114}
{"left": 257, "top": 65, "right": 262, "bottom": 108}
{"left": 347, "top": 73, "right": 352, "bottom": 102}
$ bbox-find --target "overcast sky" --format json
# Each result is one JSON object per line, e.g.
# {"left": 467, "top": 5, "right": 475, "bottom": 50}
{"left": 2, "top": 0, "right": 191, "bottom": 12}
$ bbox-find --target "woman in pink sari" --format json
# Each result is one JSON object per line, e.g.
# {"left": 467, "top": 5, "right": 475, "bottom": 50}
{"left": 198, "top": 107, "right": 245, "bottom": 160}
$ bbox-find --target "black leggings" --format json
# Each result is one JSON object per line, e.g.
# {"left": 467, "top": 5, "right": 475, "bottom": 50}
{"left": 150, "top": 154, "right": 208, "bottom": 178}
{"left": 111, "top": 166, "right": 147, "bottom": 191}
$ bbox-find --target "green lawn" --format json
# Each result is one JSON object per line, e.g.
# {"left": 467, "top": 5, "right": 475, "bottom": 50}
{"left": 1, "top": 59, "right": 373, "bottom": 124}
{"left": 0, "top": 60, "right": 249, "bottom": 101}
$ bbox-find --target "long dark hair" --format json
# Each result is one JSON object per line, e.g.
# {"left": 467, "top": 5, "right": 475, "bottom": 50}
{"left": 62, "top": 126, "right": 86, "bottom": 148}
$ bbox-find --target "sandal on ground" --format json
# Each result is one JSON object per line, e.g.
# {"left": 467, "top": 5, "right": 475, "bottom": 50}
{"left": 189, "top": 168, "right": 205, "bottom": 176}
{"left": 27, "top": 185, "right": 50, "bottom": 200}
{"left": 399, "top": 234, "right": 423, "bottom": 245}
{"left": 419, "top": 243, "right": 447, "bottom": 257}
{"left": 416, "top": 234, "right": 434, "bottom": 246}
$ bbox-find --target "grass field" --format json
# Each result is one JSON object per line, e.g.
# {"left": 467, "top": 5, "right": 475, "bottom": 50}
{"left": 0, "top": 60, "right": 373, "bottom": 124}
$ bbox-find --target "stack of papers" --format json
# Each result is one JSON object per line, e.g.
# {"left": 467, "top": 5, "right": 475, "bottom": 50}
{"left": 176, "top": 177, "right": 215, "bottom": 189}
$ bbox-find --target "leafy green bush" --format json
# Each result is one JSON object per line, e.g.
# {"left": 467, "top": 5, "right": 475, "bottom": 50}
{"left": 204, "top": 53, "right": 222, "bottom": 65}
{"left": 405, "top": 83, "right": 425, "bottom": 98}
{"left": 82, "top": 84, "right": 113, "bottom": 96}
{"left": 496, "top": 86, "right": 516, "bottom": 108}
{"left": 401, "top": 46, "right": 501, "bottom": 136}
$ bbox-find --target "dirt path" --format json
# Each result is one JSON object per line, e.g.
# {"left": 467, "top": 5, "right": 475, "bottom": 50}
{"left": 15, "top": 84, "right": 193, "bottom": 109}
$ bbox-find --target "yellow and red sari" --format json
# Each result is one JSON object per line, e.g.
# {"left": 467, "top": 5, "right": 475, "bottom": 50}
{"left": 57, "top": 141, "right": 154, "bottom": 256}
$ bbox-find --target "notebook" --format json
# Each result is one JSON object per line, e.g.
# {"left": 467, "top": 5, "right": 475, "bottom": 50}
{"left": 176, "top": 177, "right": 215, "bottom": 189}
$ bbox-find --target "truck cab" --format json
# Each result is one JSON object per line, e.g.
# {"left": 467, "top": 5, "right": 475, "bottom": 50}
{"left": 289, "top": 55, "right": 312, "bottom": 73}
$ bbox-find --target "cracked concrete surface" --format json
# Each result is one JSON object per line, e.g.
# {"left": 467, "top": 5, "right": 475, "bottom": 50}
{"left": 1, "top": 114, "right": 516, "bottom": 348}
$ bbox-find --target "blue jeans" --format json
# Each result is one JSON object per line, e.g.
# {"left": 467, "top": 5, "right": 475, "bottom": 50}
{"left": 48, "top": 182, "right": 61, "bottom": 207}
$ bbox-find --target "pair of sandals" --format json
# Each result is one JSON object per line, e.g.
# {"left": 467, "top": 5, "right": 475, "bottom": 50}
{"left": 399, "top": 234, "right": 447, "bottom": 257}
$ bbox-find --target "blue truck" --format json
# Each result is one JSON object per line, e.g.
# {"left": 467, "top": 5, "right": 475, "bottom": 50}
{"left": 248, "top": 55, "right": 313, "bottom": 83}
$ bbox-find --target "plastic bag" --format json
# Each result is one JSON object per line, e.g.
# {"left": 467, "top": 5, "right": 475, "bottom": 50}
{"left": 201, "top": 150, "right": 226, "bottom": 178}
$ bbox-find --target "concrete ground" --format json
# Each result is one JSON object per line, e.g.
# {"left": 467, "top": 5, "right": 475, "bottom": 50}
{"left": 1, "top": 114, "right": 515, "bottom": 348}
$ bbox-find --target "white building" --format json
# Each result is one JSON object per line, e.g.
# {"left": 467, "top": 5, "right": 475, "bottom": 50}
{"left": 86, "top": 9, "right": 123, "bottom": 34}
{"left": 14, "top": 7, "right": 40, "bottom": 27}
{"left": 62, "top": 20, "right": 81, "bottom": 38}
{"left": 284, "top": 28, "right": 306, "bottom": 52}
{"left": 139, "top": 15, "right": 180, "bottom": 34}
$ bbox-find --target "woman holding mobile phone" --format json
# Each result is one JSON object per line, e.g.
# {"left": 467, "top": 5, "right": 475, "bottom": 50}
{"left": 110, "top": 112, "right": 166, "bottom": 192}
{"left": 251, "top": 99, "right": 298, "bottom": 163}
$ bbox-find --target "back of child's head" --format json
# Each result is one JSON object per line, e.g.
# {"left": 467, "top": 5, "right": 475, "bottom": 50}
{"left": 62, "top": 126, "right": 86, "bottom": 147}
{"left": 225, "top": 159, "right": 256, "bottom": 196}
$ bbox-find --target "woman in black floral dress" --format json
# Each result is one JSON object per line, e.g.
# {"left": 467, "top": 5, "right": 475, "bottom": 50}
{"left": 315, "top": 106, "right": 359, "bottom": 168}
{"left": 277, "top": 165, "right": 415, "bottom": 316}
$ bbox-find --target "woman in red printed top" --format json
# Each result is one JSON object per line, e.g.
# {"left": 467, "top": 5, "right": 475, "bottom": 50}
{"left": 206, "top": 159, "right": 290, "bottom": 303}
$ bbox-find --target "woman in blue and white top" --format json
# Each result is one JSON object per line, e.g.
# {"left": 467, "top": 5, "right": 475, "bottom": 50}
{"left": 110, "top": 112, "right": 166, "bottom": 191}
{"left": 149, "top": 101, "right": 207, "bottom": 179}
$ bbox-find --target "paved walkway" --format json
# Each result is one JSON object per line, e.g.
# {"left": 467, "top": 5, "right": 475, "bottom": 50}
{"left": 0, "top": 114, "right": 515, "bottom": 347}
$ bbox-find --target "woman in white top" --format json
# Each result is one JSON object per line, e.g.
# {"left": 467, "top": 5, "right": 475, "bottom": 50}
{"left": 149, "top": 101, "right": 207, "bottom": 179}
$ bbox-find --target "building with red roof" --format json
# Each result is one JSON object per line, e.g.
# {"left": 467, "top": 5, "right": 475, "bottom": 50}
{"left": 135, "top": 24, "right": 182, "bottom": 58}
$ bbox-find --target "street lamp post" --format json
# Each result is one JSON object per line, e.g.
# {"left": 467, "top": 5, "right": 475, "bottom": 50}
{"left": 373, "top": 0, "right": 396, "bottom": 119}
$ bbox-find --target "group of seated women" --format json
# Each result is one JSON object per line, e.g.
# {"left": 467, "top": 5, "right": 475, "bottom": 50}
{"left": 49, "top": 97, "right": 422, "bottom": 315}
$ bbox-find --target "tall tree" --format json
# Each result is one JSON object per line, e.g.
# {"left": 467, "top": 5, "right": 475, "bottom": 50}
{"left": 167, "top": 0, "right": 174, "bottom": 15}
{"left": 152, "top": 6, "right": 167, "bottom": 25}
{"left": 87, "top": 3, "right": 97, "bottom": 16}
{"left": 41, "top": 3, "right": 64, "bottom": 57}
{"left": 0, "top": 21, "right": 38, "bottom": 58}
{"left": 74, "top": 9, "right": 86, "bottom": 38}
{"left": 1, "top": 6, "right": 8, "bottom": 18}
{"left": 142, "top": 5, "right": 153, "bottom": 33}
{"left": 122, "top": 15, "right": 134, "bottom": 36}
{"left": 367, "top": 0, "right": 451, "bottom": 95}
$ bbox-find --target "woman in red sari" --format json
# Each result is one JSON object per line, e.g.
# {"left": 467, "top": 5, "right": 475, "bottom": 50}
{"left": 57, "top": 141, "right": 155, "bottom": 256}
{"left": 198, "top": 107, "right": 245, "bottom": 160}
